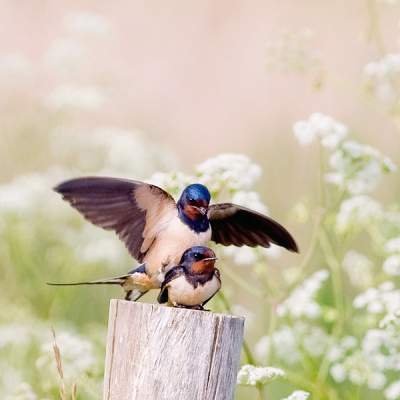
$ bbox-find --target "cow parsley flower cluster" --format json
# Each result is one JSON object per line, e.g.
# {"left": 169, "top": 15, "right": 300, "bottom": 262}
{"left": 36, "top": 331, "right": 98, "bottom": 390}
{"left": 0, "top": 53, "right": 33, "bottom": 85}
{"left": 293, "top": 113, "right": 396, "bottom": 195}
{"left": 383, "top": 236, "right": 400, "bottom": 276}
{"left": 45, "top": 84, "right": 105, "bottom": 111}
{"left": 353, "top": 281, "right": 400, "bottom": 316}
{"left": 237, "top": 364, "right": 285, "bottom": 387}
{"left": 364, "top": 53, "right": 400, "bottom": 106}
{"left": 293, "top": 112, "right": 348, "bottom": 148}
{"left": 328, "top": 328, "right": 400, "bottom": 391}
{"left": 335, "top": 195, "right": 384, "bottom": 234}
{"left": 281, "top": 390, "right": 310, "bottom": 400}
{"left": 64, "top": 12, "right": 113, "bottom": 38}
{"left": 277, "top": 270, "right": 329, "bottom": 319}
{"left": 195, "top": 153, "right": 262, "bottom": 194}
{"left": 266, "top": 28, "right": 322, "bottom": 74}
{"left": 341, "top": 250, "right": 374, "bottom": 289}
{"left": 326, "top": 140, "right": 396, "bottom": 195}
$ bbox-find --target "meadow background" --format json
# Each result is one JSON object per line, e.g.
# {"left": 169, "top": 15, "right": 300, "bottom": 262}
{"left": 1, "top": 1, "right": 400, "bottom": 399}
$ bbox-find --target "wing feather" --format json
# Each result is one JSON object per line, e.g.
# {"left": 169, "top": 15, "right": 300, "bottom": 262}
{"left": 54, "top": 176, "right": 178, "bottom": 262}
{"left": 157, "top": 266, "right": 184, "bottom": 304}
{"left": 208, "top": 203, "right": 298, "bottom": 252}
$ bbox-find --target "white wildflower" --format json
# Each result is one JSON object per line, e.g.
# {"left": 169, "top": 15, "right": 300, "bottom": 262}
{"left": 326, "top": 140, "right": 395, "bottom": 195}
{"left": 43, "top": 39, "right": 87, "bottom": 76}
{"left": 36, "top": 330, "right": 97, "bottom": 386}
{"left": 0, "top": 170, "right": 67, "bottom": 214}
{"left": 230, "top": 305, "right": 255, "bottom": 330}
{"left": 0, "top": 53, "right": 32, "bottom": 84}
{"left": 386, "top": 237, "right": 400, "bottom": 253}
{"left": 277, "top": 270, "right": 329, "bottom": 319}
{"left": 221, "top": 246, "right": 258, "bottom": 267}
{"left": 383, "top": 255, "right": 400, "bottom": 276}
{"left": 368, "top": 372, "right": 387, "bottom": 390}
{"left": 147, "top": 171, "right": 193, "bottom": 199}
{"left": 362, "top": 329, "right": 400, "bottom": 373}
{"left": 7, "top": 382, "right": 38, "bottom": 400}
{"left": 254, "top": 335, "right": 270, "bottom": 363}
{"left": 330, "top": 363, "right": 347, "bottom": 382}
{"left": 364, "top": 53, "right": 400, "bottom": 106}
{"left": 281, "top": 390, "right": 310, "bottom": 400}
{"left": 335, "top": 195, "right": 383, "bottom": 233}
{"left": 379, "top": 311, "right": 400, "bottom": 328}
{"left": 45, "top": 84, "right": 105, "bottom": 110}
{"left": 65, "top": 13, "right": 112, "bottom": 38}
{"left": 341, "top": 250, "right": 373, "bottom": 288}
{"left": 51, "top": 126, "right": 179, "bottom": 179}
{"left": 302, "top": 325, "right": 330, "bottom": 357}
{"left": 267, "top": 27, "right": 321, "bottom": 73}
{"left": 231, "top": 191, "right": 268, "bottom": 214}
{"left": 327, "top": 337, "right": 358, "bottom": 364}
{"left": 237, "top": 364, "right": 285, "bottom": 387}
{"left": 385, "top": 380, "right": 400, "bottom": 400}
{"left": 293, "top": 113, "right": 348, "bottom": 148}
{"left": 272, "top": 325, "right": 302, "bottom": 365}
{"left": 354, "top": 282, "right": 400, "bottom": 315}
{"left": 195, "top": 154, "right": 262, "bottom": 193}
{"left": 74, "top": 234, "right": 128, "bottom": 266}
{"left": 382, "top": 156, "right": 398, "bottom": 172}
{"left": 0, "top": 324, "right": 33, "bottom": 348}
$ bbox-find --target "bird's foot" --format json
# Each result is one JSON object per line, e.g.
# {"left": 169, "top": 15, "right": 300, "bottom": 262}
{"left": 172, "top": 302, "right": 205, "bottom": 311}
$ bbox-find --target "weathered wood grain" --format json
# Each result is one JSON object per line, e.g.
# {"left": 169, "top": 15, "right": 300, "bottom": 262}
{"left": 103, "top": 300, "right": 244, "bottom": 400}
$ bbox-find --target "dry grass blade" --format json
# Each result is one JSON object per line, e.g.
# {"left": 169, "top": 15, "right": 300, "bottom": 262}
{"left": 51, "top": 326, "right": 68, "bottom": 400}
{"left": 72, "top": 378, "right": 77, "bottom": 400}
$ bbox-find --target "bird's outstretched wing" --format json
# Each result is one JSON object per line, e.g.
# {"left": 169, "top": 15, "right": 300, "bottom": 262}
{"left": 208, "top": 203, "right": 298, "bottom": 252}
{"left": 157, "top": 266, "right": 184, "bottom": 304}
{"left": 54, "top": 177, "right": 178, "bottom": 263}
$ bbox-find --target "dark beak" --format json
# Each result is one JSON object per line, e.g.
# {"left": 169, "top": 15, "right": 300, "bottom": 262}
{"left": 197, "top": 207, "right": 207, "bottom": 215}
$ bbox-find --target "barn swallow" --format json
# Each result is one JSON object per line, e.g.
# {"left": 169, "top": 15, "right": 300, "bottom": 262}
{"left": 49, "top": 176, "right": 298, "bottom": 301}
{"left": 157, "top": 246, "right": 220, "bottom": 310}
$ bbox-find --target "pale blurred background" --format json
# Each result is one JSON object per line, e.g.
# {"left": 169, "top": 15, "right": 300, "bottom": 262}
{"left": 1, "top": 1, "right": 400, "bottom": 398}
{"left": 1, "top": 0, "right": 399, "bottom": 199}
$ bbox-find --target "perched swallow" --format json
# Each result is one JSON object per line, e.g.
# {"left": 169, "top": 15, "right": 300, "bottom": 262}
{"left": 49, "top": 176, "right": 298, "bottom": 301}
{"left": 157, "top": 246, "right": 220, "bottom": 310}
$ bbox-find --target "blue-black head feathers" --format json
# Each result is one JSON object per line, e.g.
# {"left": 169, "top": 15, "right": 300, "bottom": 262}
{"left": 179, "top": 184, "right": 211, "bottom": 208}
{"left": 180, "top": 245, "right": 217, "bottom": 266}
{"left": 177, "top": 184, "right": 211, "bottom": 231}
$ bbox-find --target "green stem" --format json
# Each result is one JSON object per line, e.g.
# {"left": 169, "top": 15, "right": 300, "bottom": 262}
{"left": 318, "top": 229, "right": 345, "bottom": 326}
{"left": 219, "top": 261, "right": 263, "bottom": 298}
{"left": 365, "top": 0, "right": 387, "bottom": 56}
{"left": 285, "top": 370, "right": 340, "bottom": 400}
{"left": 216, "top": 290, "right": 256, "bottom": 365}
{"left": 286, "top": 141, "right": 327, "bottom": 293}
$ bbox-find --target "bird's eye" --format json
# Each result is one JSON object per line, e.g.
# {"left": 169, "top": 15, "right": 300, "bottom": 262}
{"left": 188, "top": 197, "right": 195, "bottom": 204}
{"left": 194, "top": 253, "right": 200, "bottom": 258}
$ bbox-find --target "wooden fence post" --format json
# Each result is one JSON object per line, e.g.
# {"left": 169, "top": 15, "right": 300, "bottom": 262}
{"left": 103, "top": 299, "right": 244, "bottom": 400}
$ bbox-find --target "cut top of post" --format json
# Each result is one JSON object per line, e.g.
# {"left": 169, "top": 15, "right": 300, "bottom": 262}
{"left": 103, "top": 300, "right": 244, "bottom": 400}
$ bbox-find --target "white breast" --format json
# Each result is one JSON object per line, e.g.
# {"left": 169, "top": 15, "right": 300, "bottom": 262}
{"left": 144, "top": 215, "right": 212, "bottom": 286}
{"left": 166, "top": 274, "right": 221, "bottom": 307}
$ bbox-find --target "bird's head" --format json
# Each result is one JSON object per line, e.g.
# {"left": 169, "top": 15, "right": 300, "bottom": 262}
{"left": 178, "top": 184, "right": 211, "bottom": 221}
{"left": 180, "top": 246, "right": 217, "bottom": 274}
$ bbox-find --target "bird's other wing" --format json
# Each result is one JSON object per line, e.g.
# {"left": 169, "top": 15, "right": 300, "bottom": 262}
{"left": 54, "top": 177, "right": 178, "bottom": 263}
{"left": 208, "top": 203, "right": 298, "bottom": 252}
{"left": 157, "top": 266, "right": 184, "bottom": 304}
